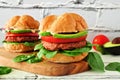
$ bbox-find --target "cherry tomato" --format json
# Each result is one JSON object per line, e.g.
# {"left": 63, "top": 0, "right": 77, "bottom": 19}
{"left": 41, "top": 35, "right": 87, "bottom": 43}
{"left": 6, "top": 32, "right": 39, "bottom": 37}
{"left": 92, "top": 34, "right": 109, "bottom": 50}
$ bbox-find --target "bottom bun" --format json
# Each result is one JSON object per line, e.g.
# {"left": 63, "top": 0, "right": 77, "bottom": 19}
{"left": 3, "top": 43, "right": 36, "bottom": 53}
{"left": 43, "top": 52, "right": 88, "bottom": 63}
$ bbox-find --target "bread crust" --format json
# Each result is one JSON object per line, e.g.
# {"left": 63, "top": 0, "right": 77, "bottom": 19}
{"left": 5, "top": 15, "right": 39, "bottom": 29}
{"left": 43, "top": 52, "right": 88, "bottom": 63}
{"left": 3, "top": 43, "right": 36, "bottom": 53}
{"left": 40, "top": 13, "right": 88, "bottom": 33}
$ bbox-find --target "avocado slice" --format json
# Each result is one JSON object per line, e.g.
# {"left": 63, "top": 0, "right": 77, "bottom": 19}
{"left": 103, "top": 42, "right": 120, "bottom": 55}
{"left": 53, "top": 30, "right": 88, "bottom": 38}
{"left": 39, "top": 32, "right": 51, "bottom": 36}
{"left": 39, "top": 30, "right": 88, "bottom": 38}
{"left": 104, "top": 42, "right": 120, "bottom": 48}
{"left": 9, "top": 30, "right": 32, "bottom": 33}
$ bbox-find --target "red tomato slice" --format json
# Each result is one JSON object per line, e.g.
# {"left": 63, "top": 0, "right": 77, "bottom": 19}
{"left": 6, "top": 32, "right": 39, "bottom": 37}
{"left": 92, "top": 34, "right": 109, "bottom": 50}
{"left": 41, "top": 35, "right": 87, "bottom": 43}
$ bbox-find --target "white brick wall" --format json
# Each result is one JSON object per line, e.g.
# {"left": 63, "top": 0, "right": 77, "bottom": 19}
{"left": 0, "top": 0, "right": 120, "bottom": 46}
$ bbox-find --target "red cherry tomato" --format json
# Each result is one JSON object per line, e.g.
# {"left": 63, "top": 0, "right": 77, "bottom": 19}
{"left": 41, "top": 35, "right": 87, "bottom": 43}
{"left": 92, "top": 34, "right": 109, "bottom": 50}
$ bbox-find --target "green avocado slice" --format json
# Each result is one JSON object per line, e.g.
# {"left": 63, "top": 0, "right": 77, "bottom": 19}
{"left": 39, "top": 32, "right": 51, "bottom": 36}
{"left": 53, "top": 30, "right": 88, "bottom": 38}
{"left": 9, "top": 30, "right": 32, "bottom": 33}
{"left": 39, "top": 30, "right": 88, "bottom": 38}
{"left": 103, "top": 42, "right": 120, "bottom": 55}
{"left": 104, "top": 42, "right": 120, "bottom": 48}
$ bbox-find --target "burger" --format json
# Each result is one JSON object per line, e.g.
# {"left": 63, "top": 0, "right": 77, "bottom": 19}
{"left": 3, "top": 15, "right": 40, "bottom": 52}
{"left": 36, "top": 13, "right": 92, "bottom": 64}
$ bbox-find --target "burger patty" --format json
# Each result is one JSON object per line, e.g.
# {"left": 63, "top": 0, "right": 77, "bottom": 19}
{"left": 5, "top": 36, "right": 39, "bottom": 42}
{"left": 42, "top": 40, "right": 86, "bottom": 51}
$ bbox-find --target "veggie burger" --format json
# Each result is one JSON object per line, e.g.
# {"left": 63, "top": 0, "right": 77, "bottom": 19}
{"left": 3, "top": 15, "right": 40, "bottom": 52}
{"left": 36, "top": 13, "right": 92, "bottom": 64}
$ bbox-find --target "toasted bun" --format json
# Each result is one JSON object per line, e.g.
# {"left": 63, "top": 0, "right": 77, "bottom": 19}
{"left": 5, "top": 15, "right": 39, "bottom": 30}
{"left": 40, "top": 13, "right": 88, "bottom": 33}
{"left": 43, "top": 52, "right": 88, "bottom": 63}
{"left": 3, "top": 43, "right": 37, "bottom": 53}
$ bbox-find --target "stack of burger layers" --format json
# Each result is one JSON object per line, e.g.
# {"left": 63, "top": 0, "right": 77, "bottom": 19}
{"left": 3, "top": 15, "right": 40, "bottom": 52}
{"left": 3, "top": 13, "right": 91, "bottom": 76}
{"left": 36, "top": 13, "right": 91, "bottom": 75}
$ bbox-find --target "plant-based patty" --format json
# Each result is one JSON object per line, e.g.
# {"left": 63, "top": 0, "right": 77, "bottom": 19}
{"left": 5, "top": 36, "right": 39, "bottom": 42}
{"left": 42, "top": 40, "right": 86, "bottom": 51}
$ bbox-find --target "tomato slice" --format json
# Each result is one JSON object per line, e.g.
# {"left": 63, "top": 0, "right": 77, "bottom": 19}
{"left": 41, "top": 35, "right": 87, "bottom": 43}
{"left": 6, "top": 32, "right": 39, "bottom": 37}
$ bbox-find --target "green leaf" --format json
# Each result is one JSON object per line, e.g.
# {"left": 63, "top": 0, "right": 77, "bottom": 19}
{"left": 27, "top": 57, "right": 41, "bottom": 63}
{"left": 13, "top": 54, "right": 35, "bottom": 62}
{"left": 0, "top": 66, "right": 12, "bottom": 75}
{"left": 13, "top": 55, "right": 28, "bottom": 62}
{"left": 63, "top": 47, "right": 91, "bottom": 53}
{"left": 61, "top": 52, "right": 84, "bottom": 56}
{"left": 37, "top": 47, "right": 57, "bottom": 59}
{"left": 45, "top": 50, "right": 57, "bottom": 58}
{"left": 34, "top": 43, "right": 43, "bottom": 51}
{"left": 105, "top": 62, "right": 120, "bottom": 71}
{"left": 37, "top": 48, "right": 44, "bottom": 59}
{"left": 87, "top": 52, "right": 105, "bottom": 72}
{"left": 86, "top": 41, "right": 93, "bottom": 47}
{"left": 116, "top": 66, "right": 120, "bottom": 72}
{"left": 24, "top": 42, "right": 35, "bottom": 46}
{"left": 62, "top": 41, "right": 92, "bottom": 56}
{"left": 96, "top": 45, "right": 110, "bottom": 55}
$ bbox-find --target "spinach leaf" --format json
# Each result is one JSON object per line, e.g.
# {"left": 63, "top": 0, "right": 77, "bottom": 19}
{"left": 62, "top": 41, "right": 92, "bottom": 56}
{"left": 63, "top": 47, "right": 91, "bottom": 53}
{"left": 87, "top": 52, "right": 105, "bottom": 72}
{"left": 45, "top": 50, "right": 57, "bottom": 58}
{"left": 24, "top": 42, "right": 35, "bottom": 46}
{"left": 116, "top": 66, "right": 120, "bottom": 72}
{"left": 105, "top": 62, "right": 120, "bottom": 71}
{"left": 0, "top": 66, "right": 12, "bottom": 75}
{"left": 35, "top": 41, "right": 92, "bottom": 59}
{"left": 96, "top": 44, "right": 110, "bottom": 55}
{"left": 27, "top": 57, "right": 41, "bottom": 63}
{"left": 39, "top": 48, "right": 57, "bottom": 58}
{"left": 34, "top": 43, "right": 43, "bottom": 51}
{"left": 61, "top": 52, "right": 83, "bottom": 56}
{"left": 37, "top": 48, "right": 44, "bottom": 59}
{"left": 13, "top": 54, "right": 35, "bottom": 62}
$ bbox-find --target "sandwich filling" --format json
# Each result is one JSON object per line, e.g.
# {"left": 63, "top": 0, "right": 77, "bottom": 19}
{"left": 35, "top": 30, "right": 92, "bottom": 59}
{"left": 3, "top": 29, "right": 39, "bottom": 46}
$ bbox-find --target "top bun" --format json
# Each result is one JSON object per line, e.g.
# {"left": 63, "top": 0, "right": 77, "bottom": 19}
{"left": 5, "top": 15, "right": 39, "bottom": 30}
{"left": 40, "top": 13, "right": 88, "bottom": 33}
